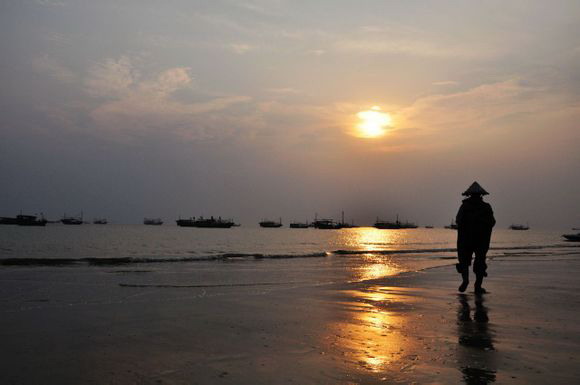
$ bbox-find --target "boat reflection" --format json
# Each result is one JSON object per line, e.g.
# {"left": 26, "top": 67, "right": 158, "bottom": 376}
{"left": 331, "top": 286, "right": 417, "bottom": 373}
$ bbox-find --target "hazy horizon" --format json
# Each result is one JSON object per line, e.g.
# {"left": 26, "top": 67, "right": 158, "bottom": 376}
{"left": 1, "top": 1, "right": 579, "bottom": 229}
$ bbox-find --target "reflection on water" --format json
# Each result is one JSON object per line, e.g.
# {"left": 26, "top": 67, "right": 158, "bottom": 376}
{"left": 331, "top": 286, "right": 417, "bottom": 373}
{"left": 344, "top": 228, "right": 404, "bottom": 281}
{"left": 457, "top": 294, "right": 497, "bottom": 384}
{"left": 330, "top": 285, "right": 499, "bottom": 383}
{"left": 342, "top": 227, "right": 402, "bottom": 251}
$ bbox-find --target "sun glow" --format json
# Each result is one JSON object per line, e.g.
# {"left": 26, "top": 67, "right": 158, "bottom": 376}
{"left": 356, "top": 106, "right": 392, "bottom": 138}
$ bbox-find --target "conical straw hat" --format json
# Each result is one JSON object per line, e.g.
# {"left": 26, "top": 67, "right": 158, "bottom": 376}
{"left": 462, "top": 181, "right": 489, "bottom": 196}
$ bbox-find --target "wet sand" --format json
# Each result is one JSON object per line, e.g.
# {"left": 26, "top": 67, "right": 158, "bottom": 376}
{"left": 1, "top": 257, "right": 579, "bottom": 384}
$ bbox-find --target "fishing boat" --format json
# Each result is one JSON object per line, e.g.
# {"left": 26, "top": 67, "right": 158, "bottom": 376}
{"left": 313, "top": 219, "right": 340, "bottom": 229}
{"left": 61, "top": 213, "right": 83, "bottom": 225}
{"left": 374, "top": 215, "right": 417, "bottom": 229}
{"left": 144, "top": 218, "right": 163, "bottom": 225}
{"left": 310, "top": 212, "right": 338, "bottom": 230}
{"left": 259, "top": 218, "right": 283, "bottom": 228}
{"left": 509, "top": 224, "right": 529, "bottom": 230}
{"left": 0, "top": 216, "right": 19, "bottom": 225}
{"left": 176, "top": 216, "right": 235, "bottom": 228}
{"left": 312, "top": 211, "right": 356, "bottom": 229}
{"left": 16, "top": 214, "right": 47, "bottom": 226}
{"left": 562, "top": 233, "right": 580, "bottom": 242}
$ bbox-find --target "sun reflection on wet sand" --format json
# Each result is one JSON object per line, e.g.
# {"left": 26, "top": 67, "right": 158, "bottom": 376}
{"left": 329, "top": 286, "right": 421, "bottom": 374}
{"left": 354, "top": 256, "right": 399, "bottom": 281}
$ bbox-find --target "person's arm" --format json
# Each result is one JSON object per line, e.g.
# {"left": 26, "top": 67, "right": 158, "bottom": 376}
{"left": 456, "top": 204, "right": 465, "bottom": 227}
{"left": 486, "top": 204, "right": 496, "bottom": 228}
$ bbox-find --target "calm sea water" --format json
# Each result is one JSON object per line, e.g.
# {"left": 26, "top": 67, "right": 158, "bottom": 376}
{"left": 1, "top": 225, "right": 578, "bottom": 287}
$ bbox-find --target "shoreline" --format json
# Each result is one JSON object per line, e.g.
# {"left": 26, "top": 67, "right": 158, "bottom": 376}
{"left": 1, "top": 257, "right": 579, "bottom": 384}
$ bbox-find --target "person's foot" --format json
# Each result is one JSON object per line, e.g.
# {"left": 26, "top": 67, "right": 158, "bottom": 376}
{"left": 458, "top": 280, "right": 469, "bottom": 292}
{"left": 474, "top": 286, "right": 487, "bottom": 295}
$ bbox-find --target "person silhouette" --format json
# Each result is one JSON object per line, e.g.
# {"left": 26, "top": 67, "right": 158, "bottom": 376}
{"left": 455, "top": 182, "right": 496, "bottom": 294}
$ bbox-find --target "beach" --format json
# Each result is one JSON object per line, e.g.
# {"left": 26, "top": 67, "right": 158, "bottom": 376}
{"left": 4, "top": 1, "right": 580, "bottom": 384}
{"left": 1, "top": 253, "right": 579, "bottom": 384}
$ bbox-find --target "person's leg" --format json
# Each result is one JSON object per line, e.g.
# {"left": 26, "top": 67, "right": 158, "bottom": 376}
{"left": 458, "top": 270, "right": 469, "bottom": 292}
{"left": 457, "top": 248, "right": 473, "bottom": 292}
{"left": 473, "top": 251, "right": 488, "bottom": 294}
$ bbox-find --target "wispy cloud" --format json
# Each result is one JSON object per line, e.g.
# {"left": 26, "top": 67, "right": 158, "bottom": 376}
{"left": 266, "top": 87, "right": 301, "bottom": 94}
{"left": 32, "top": 55, "right": 77, "bottom": 83}
{"left": 392, "top": 79, "right": 579, "bottom": 150}
{"left": 85, "top": 56, "right": 136, "bottom": 98}
{"left": 86, "top": 56, "right": 251, "bottom": 140}
{"left": 230, "top": 43, "right": 254, "bottom": 54}
{"left": 333, "top": 38, "right": 495, "bottom": 59}
{"left": 432, "top": 81, "right": 459, "bottom": 87}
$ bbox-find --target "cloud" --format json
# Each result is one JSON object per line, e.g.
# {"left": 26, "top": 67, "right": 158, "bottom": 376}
{"left": 390, "top": 79, "right": 579, "bottom": 151}
{"left": 307, "top": 49, "right": 326, "bottom": 56}
{"left": 87, "top": 56, "right": 251, "bottom": 140}
{"left": 401, "top": 80, "right": 539, "bottom": 128}
{"left": 333, "top": 38, "right": 494, "bottom": 59}
{"left": 432, "top": 81, "right": 459, "bottom": 87}
{"left": 32, "top": 55, "right": 76, "bottom": 83}
{"left": 266, "top": 87, "right": 301, "bottom": 94}
{"left": 142, "top": 67, "right": 192, "bottom": 96}
{"left": 85, "top": 56, "right": 136, "bottom": 98}
{"left": 230, "top": 43, "right": 253, "bottom": 54}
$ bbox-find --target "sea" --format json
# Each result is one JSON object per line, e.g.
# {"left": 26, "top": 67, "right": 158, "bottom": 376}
{"left": 1, "top": 225, "right": 578, "bottom": 289}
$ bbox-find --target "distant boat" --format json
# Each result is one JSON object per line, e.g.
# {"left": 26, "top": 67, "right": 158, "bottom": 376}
{"left": 509, "top": 224, "right": 529, "bottom": 230}
{"left": 444, "top": 219, "right": 458, "bottom": 230}
{"left": 312, "top": 211, "right": 356, "bottom": 230}
{"left": 93, "top": 218, "right": 108, "bottom": 225}
{"left": 176, "top": 216, "right": 235, "bottom": 228}
{"left": 311, "top": 212, "right": 339, "bottom": 230}
{"left": 1, "top": 213, "right": 47, "bottom": 226}
{"left": 313, "top": 219, "right": 341, "bottom": 229}
{"left": 374, "top": 215, "right": 418, "bottom": 229}
{"left": 425, "top": 225, "right": 434, "bottom": 229}
{"left": 562, "top": 233, "right": 580, "bottom": 242}
{"left": 0, "top": 216, "right": 19, "bottom": 225}
{"left": 16, "top": 214, "right": 47, "bottom": 226}
{"left": 144, "top": 218, "right": 163, "bottom": 225}
{"left": 61, "top": 212, "right": 83, "bottom": 225}
{"left": 572, "top": 227, "right": 580, "bottom": 231}
{"left": 259, "top": 218, "right": 283, "bottom": 228}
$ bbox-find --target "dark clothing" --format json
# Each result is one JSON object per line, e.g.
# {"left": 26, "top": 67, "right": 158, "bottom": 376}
{"left": 456, "top": 196, "right": 495, "bottom": 275}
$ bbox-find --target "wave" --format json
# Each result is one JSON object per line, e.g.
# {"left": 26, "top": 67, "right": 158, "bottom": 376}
{"left": 1, "top": 244, "right": 577, "bottom": 267}
{"left": 0, "top": 252, "right": 328, "bottom": 267}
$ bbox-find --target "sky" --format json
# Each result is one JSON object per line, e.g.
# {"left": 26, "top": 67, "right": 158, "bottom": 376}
{"left": 1, "top": 0, "right": 579, "bottom": 228}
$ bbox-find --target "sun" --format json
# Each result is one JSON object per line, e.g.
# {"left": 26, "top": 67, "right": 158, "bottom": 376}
{"left": 356, "top": 106, "right": 392, "bottom": 138}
